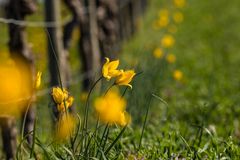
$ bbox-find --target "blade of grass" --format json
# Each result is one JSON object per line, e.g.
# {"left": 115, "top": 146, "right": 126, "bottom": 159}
{"left": 138, "top": 94, "right": 153, "bottom": 151}
{"left": 104, "top": 125, "right": 127, "bottom": 155}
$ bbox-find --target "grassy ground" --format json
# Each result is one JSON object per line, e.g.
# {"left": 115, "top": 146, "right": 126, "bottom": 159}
{"left": 120, "top": 0, "right": 240, "bottom": 159}
{"left": 1, "top": 0, "right": 240, "bottom": 159}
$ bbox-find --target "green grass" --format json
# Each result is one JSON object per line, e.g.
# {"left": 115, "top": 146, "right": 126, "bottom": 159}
{"left": 118, "top": 0, "right": 240, "bottom": 159}
{"left": 1, "top": 0, "right": 240, "bottom": 159}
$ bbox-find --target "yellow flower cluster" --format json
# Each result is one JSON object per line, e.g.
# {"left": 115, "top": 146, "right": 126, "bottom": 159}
{"left": 51, "top": 87, "right": 74, "bottom": 112}
{"left": 94, "top": 90, "right": 131, "bottom": 126}
{"left": 151, "top": 0, "right": 186, "bottom": 82}
{"left": 102, "top": 57, "right": 136, "bottom": 89}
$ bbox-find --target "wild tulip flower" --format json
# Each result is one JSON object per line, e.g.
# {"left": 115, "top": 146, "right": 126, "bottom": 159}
{"left": 55, "top": 113, "right": 76, "bottom": 141}
{"left": 115, "top": 70, "right": 136, "bottom": 89}
{"left": 173, "top": 11, "right": 184, "bottom": 24}
{"left": 102, "top": 57, "right": 121, "bottom": 80}
{"left": 153, "top": 48, "right": 164, "bottom": 59}
{"left": 94, "top": 90, "right": 131, "bottom": 126}
{"left": 173, "top": 70, "right": 183, "bottom": 81}
{"left": 166, "top": 54, "right": 176, "bottom": 64}
{"left": 157, "top": 15, "right": 169, "bottom": 28}
{"left": 52, "top": 87, "right": 68, "bottom": 104}
{"left": 35, "top": 71, "right": 42, "bottom": 89}
{"left": 161, "top": 34, "right": 175, "bottom": 48}
{"left": 174, "top": 0, "right": 186, "bottom": 8}
{"left": 57, "top": 96, "right": 74, "bottom": 112}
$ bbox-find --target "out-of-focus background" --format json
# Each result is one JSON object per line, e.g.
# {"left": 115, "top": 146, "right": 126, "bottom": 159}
{"left": 1, "top": 0, "right": 240, "bottom": 159}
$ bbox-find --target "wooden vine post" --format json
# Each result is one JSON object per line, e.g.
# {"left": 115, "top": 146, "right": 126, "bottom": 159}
{"left": 45, "top": 0, "right": 71, "bottom": 118}
{"left": 2, "top": 0, "right": 37, "bottom": 159}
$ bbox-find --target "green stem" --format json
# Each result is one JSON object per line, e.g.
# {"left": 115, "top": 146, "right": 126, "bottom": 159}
{"left": 138, "top": 94, "right": 152, "bottom": 151}
{"left": 104, "top": 125, "right": 127, "bottom": 155}
{"left": 104, "top": 83, "right": 115, "bottom": 96}
{"left": 30, "top": 119, "right": 37, "bottom": 158}
{"left": 96, "top": 124, "right": 109, "bottom": 157}
{"left": 21, "top": 95, "right": 33, "bottom": 140}
{"left": 83, "top": 76, "right": 102, "bottom": 131}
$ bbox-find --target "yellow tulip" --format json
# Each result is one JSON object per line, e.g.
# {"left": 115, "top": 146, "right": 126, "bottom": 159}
{"left": 161, "top": 34, "right": 175, "bottom": 48}
{"left": 115, "top": 70, "right": 136, "bottom": 89}
{"left": 157, "top": 15, "right": 169, "bottom": 28}
{"left": 0, "top": 57, "right": 32, "bottom": 117}
{"left": 55, "top": 113, "right": 76, "bottom": 141}
{"left": 52, "top": 87, "right": 68, "bottom": 104}
{"left": 173, "top": 0, "right": 186, "bottom": 8}
{"left": 102, "top": 57, "right": 121, "bottom": 80}
{"left": 173, "top": 11, "right": 184, "bottom": 24}
{"left": 153, "top": 48, "right": 164, "bottom": 59}
{"left": 158, "top": 9, "right": 169, "bottom": 17}
{"left": 173, "top": 70, "right": 183, "bottom": 81}
{"left": 35, "top": 71, "right": 42, "bottom": 89}
{"left": 56, "top": 95, "right": 74, "bottom": 112}
{"left": 166, "top": 54, "right": 176, "bottom": 64}
{"left": 94, "top": 90, "right": 131, "bottom": 126}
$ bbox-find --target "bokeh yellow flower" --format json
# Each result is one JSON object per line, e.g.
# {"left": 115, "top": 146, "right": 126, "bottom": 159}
{"left": 157, "top": 15, "right": 169, "bottom": 28}
{"left": 94, "top": 90, "right": 131, "bottom": 126}
{"left": 55, "top": 114, "right": 77, "bottom": 141}
{"left": 35, "top": 71, "right": 42, "bottom": 89}
{"left": 0, "top": 57, "right": 32, "bottom": 117}
{"left": 161, "top": 34, "right": 175, "bottom": 48}
{"left": 173, "top": 11, "right": 184, "bottom": 23}
{"left": 166, "top": 54, "right": 176, "bottom": 63}
{"left": 52, "top": 87, "right": 68, "bottom": 104}
{"left": 115, "top": 70, "right": 136, "bottom": 89}
{"left": 158, "top": 9, "right": 169, "bottom": 17}
{"left": 102, "top": 57, "right": 121, "bottom": 80}
{"left": 173, "top": 0, "right": 186, "bottom": 8}
{"left": 153, "top": 48, "right": 164, "bottom": 59}
{"left": 173, "top": 70, "right": 183, "bottom": 81}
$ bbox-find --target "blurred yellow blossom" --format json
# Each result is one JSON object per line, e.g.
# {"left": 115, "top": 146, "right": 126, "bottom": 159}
{"left": 161, "top": 34, "right": 175, "bottom": 48}
{"left": 0, "top": 57, "right": 32, "bottom": 117}
{"left": 102, "top": 57, "right": 121, "bottom": 80}
{"left": 173, "top": 70, "right": 183, "bottom": 81}
{"left": 173, "top": 0, "right": 186, "bottom": 8}
{"left": 52, "top": 87, "right": 68, "bottom": 104}
{"left": 158, "top": 9, "right": 169, "bottom": 17}
{"left": 94, "top": 90, "right": 131, "bottom": 126}
{"left": 168, "top": 25, "right": 178, "bottom": 34}
{"left": 55, "top": 114, "right": 77, "bottom": 141}
{"left": 173, "top": 11, "right": 184, "bottom": 23}
{"left": 157, "top": 15, "right": 169, "bottom": 28}
{"left": 35, "top": 71, "right": 42, "bottom": 89}
{"left": 153, "top": 48, "right": 164, "bottom": 59}
{"left": 166, "top": 54, "right": 176, "bottom": 63}
{"left": 115, "top": 70, "right": 136, "bottom": 89}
